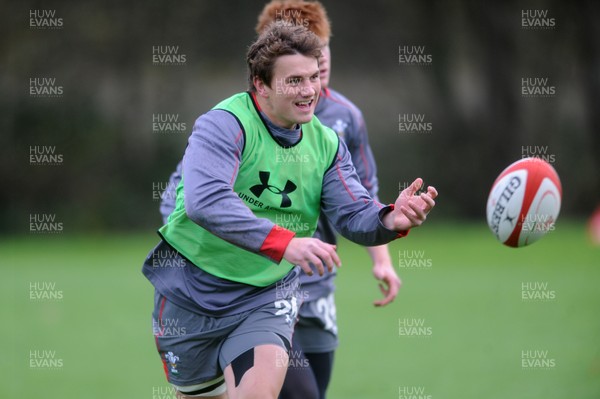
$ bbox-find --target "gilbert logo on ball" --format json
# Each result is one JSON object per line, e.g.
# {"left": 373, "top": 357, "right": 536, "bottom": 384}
{"left": 486, "top": 157, "right": 562, "bottom": 247}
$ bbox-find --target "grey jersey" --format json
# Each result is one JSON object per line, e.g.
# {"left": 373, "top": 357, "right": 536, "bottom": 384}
{"left": 159, "top": 88, "right": 380, "bottom": 227}
{"left": 147, "top": 92, "right": 393, "bottom": 315}
{"left": 302, "top": 88, "right": 380, "bottom": 297}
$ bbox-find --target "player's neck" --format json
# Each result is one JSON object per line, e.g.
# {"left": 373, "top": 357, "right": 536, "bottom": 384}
{"left": 253, "top": 94, "right": 298, "bottom": 130}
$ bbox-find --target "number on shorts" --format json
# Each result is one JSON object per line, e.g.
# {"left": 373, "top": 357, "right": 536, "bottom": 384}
{"left": 316, "top": 293, "right": 337, "bottom": 334}
{"left": 275, "top": 297, "right": 299, "bottom": 325}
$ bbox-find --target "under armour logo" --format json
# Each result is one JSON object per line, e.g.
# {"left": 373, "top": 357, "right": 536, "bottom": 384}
{"left": 250, "top": 171, "right": 297, "bottom": 208}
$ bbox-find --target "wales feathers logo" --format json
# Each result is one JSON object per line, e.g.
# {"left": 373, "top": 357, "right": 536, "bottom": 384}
{"left": 165, "top": 351, "right": 180, "bottom": 375}
{"left": 331, "top": 119, "right": 348, "bottom": 138}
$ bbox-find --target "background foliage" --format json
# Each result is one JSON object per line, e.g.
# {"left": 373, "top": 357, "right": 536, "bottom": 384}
{"left": 2, "top": 0, "right": 599, "bottom": 232}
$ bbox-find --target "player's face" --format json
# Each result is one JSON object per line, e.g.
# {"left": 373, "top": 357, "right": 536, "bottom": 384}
{"left": 318, "top": 41, "right": 331, "bottom": 88}
{"left": 259, "top": 53, "right": 321, "bottom": 129}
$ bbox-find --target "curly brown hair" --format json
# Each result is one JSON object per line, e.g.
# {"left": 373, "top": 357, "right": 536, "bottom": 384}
{"left": 246, "top": 22, "right": 322, "bottom": 91}
{"left": 256, "top": 0, "right": 331, "bottom": 40}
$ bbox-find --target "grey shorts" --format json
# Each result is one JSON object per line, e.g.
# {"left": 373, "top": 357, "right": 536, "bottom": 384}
{"left": 152, "top": 291, "right": 297, "bottom": 392}
{"left": 295, "top": 292, "right": 339, "bottom": 353}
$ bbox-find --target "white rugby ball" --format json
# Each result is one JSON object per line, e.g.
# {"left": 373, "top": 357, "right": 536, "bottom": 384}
{"left": 486, "top": 157, "right": 562, "bottom": 247}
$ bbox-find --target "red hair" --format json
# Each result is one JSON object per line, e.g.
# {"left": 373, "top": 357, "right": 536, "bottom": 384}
{"left": 256, "top": 0, "right": 332, "bottom": 40}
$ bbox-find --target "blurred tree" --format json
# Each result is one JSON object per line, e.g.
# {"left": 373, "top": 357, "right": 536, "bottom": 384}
{"left": 1, "top": 0, "right": 598, "bottom": 232}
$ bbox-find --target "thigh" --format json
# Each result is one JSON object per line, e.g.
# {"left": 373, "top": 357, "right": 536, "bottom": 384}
{"left": 218, "top": 296, "right": 299, "bottom": 398}
{"left": 152, "top": 292, "right": 245, "bottom": 393}
{"left": 223, "top": 344, "right": 288, "bottom": 399}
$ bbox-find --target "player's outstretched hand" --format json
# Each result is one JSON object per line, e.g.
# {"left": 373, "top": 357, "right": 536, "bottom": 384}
{"left": 283, "top": 237, "right": 341, "bottom": 277}
{"left": 384, "top": 178, "right": 438, "bottom": 232}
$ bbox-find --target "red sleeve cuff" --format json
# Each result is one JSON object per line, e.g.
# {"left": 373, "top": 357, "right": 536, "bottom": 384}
{"left": 396, "top": 229, "right": 410, "bottom": 238}
{"left": 388, "top": 204, "right": 410, "bottom": 239}
{"left": 259, "top": 225, "right": 296, "bottom": 263}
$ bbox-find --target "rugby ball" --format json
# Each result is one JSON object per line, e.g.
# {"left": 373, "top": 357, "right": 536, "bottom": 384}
{"left": 486, "top": 158, "right": 562, "bottom": 247}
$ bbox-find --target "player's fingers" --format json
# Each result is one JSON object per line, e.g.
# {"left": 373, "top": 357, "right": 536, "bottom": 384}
{"left": 317, "top": 242, "right": 342, "bottom": 271}
{"left": 374, "top": 282, "right": 390, "bottom": 306}
{"left": 307, "top": 254, "right": 325, "bottom": 276}
{"left": 399, "top": 205, "right": 419, "bottom": 225}
{"left": 315, "top": 246, "right": 337, "bottom": 273}
{"left": 329, "top": 245, "right": 342, "bottom": 268}
{"left": 295, "top": 239, "right": 325, "bottom": 276}
{"left": 298, "top": 261, "right": 313, "bottom": 276}
{"left": 378, "top": 293, "right": 396, "bottom": 306}
{"left": 378, "top": 276, "right": 400, "bottom": 306}
{"left": 375, "top": 288, "right": 396, "bottom": 306}
{"left": 420, "top": 192, "right": 436, "bottom": 210}
{"left": 408, "top": 201, "right": 427, "bottom": 221}
{"left": 379, "top": 282, "right": 389, "bottom": 295}
{"left": 401, "top": 205, "right": 424, "bottom": 226}
{"left": 388, "top": 276, "right": 401, "bottom": 300}
{"left": 403, "top": 178, "right": 423, "bottom": 197}
{"left": 427, "top": 186, "right": 438, "bottom": 199}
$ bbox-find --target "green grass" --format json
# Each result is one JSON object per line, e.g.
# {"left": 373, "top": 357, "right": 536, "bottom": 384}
{"left": 2, "top": 222, "right": 599, "bottom": 398}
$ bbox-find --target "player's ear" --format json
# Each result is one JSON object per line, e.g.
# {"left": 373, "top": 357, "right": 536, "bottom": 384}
{"left": 253, "top": 76, "right": 269, "bottom": 98}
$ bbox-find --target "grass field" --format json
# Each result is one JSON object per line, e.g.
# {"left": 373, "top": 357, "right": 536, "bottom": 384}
{"left": 2, "top": 221, "right": 599, "bottom": 398}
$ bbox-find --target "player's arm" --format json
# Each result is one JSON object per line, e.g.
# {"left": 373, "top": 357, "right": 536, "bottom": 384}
{"left": 182, "top": 110, "right": 296, "bottom": 264}
{"left": 320, "top": 140, "right": 399, "bottom": 245}
{"left": 321, "top": 140, "right": 437, "bottom": 244}
{"left": 346, "top": 103, "right": 400, "bottom": 306}
{"left": 367, "top": 245, "right": 401, "bottom": 306}
{"left": 345, "top": 105, "right": 379, "bottom": 194}
{"left": 159, "top": 161, "right": 182, "bottom": 224}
